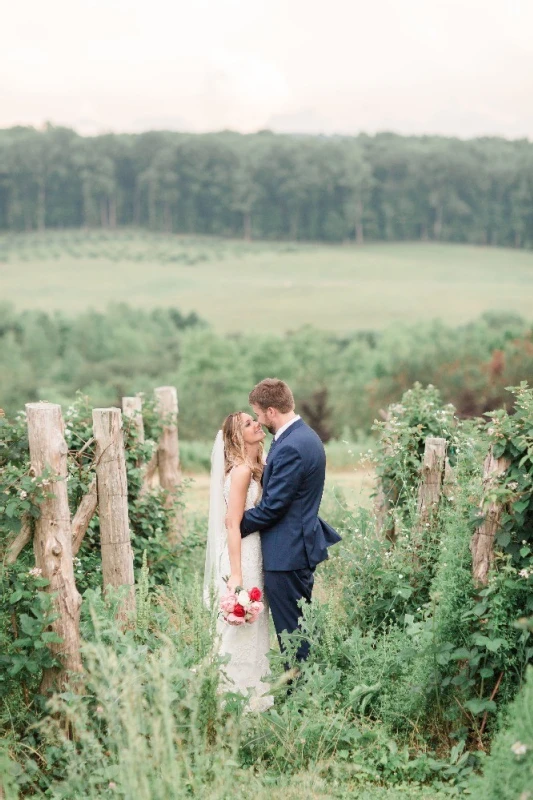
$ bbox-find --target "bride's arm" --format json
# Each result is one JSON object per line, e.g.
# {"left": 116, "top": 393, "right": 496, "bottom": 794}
{"left": 225, "top": 464, "right": 251, "bottom": 592}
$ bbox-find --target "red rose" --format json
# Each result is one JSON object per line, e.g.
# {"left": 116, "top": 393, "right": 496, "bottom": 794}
{"left": 233, "top": 603, "right": 246, "bottom": 617}
{"left": 249, "top": 587, "right": 262, "bottom": 602}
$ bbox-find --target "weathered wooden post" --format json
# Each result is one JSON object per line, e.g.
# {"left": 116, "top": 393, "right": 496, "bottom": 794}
{"left": 72, "top": 476, "right": 98, "bottom": 556}
{"left": 407, "top": 436, "right": 447, "bottom": 568}
{"left": 471, "top": 447, "right": 511, "bottom": 586}
{"left": 92, "top": 408, "right": 136, "bottom": 622}
{"left": 154, "top": 386, "right": 183, "bottom": 542}
{"left": 122, "top": 395, "right": 158, "bottom": 493}
{"left": 416, "top": 437, "right": 447, "bottom": 531}
{"left": 122, "top": 396, "right": 145, "bottom": 444}
{"left": 25, "top": 402, "right": 83, "bottom": 693}
{"left": 5, "top": 515, "right": 32, "bottom": 565}
{"left": 442, "top": 457, "right": 456, "bottom": 500}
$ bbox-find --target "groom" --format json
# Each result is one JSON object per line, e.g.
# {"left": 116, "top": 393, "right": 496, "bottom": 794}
{"left": 240, "top": 378, "right": 341, "bottom": 665}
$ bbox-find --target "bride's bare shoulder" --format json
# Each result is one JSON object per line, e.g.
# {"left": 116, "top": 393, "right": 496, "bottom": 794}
{"left": 226, "top": 464, "right": 252, "bottom": 508}
{"left": 228, "top": 463, "right": 252, "bottom": 484}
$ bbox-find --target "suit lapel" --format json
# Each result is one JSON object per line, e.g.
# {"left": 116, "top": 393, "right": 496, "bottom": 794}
{"left": 263, "top": 419, "right": 305, "bottom": 491}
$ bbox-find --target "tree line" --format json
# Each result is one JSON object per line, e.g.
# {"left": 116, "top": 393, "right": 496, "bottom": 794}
{"left": 0, "top": 125, "right": 532, "bottom": 246}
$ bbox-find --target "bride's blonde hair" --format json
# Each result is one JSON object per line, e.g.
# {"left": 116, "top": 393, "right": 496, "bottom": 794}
{"left": 222, "top": 412, "right": 264, "bottom": 485}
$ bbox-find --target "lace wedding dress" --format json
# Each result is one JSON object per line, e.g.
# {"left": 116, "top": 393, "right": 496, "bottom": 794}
{"left": 216, "top": 469, "right": 273, "bottom": 712}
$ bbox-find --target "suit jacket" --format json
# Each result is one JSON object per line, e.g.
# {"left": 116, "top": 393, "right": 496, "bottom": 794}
{"left": 240, "top": 418, "right": 341, "bottom": 571}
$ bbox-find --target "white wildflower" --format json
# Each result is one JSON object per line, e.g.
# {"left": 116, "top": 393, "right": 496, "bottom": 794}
{"left": 28, "top": 567, "right": 42, "bottom": 577}
{"left": 19, "top": 490, "right": 27, "bottom": 499}
{"left": 511, "top": 741, "right": 528, "bottom": 756}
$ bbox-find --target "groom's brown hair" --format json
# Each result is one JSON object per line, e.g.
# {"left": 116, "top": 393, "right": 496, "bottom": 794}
{"left": 249, "top": 378, "right": 295, "bottom": 413}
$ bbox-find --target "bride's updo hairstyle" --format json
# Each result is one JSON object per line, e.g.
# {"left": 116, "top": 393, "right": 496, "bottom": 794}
{"left": 222, "top": 412, "right": 263, "bottom": 484}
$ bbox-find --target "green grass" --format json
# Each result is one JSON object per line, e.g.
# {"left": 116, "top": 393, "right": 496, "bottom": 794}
{"left": 1, "top": 229, "right": 532, "bottom": 333}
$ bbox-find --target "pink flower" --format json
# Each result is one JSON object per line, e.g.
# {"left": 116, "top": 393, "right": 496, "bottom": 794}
{"left": 247, "top": 601, "right": 264, "bottom": 622}
{"left": 226, "top": 612, "right": 246, "bottom": 626}
{"left": 219, "top": 592, "right": 237, "bottom": 614}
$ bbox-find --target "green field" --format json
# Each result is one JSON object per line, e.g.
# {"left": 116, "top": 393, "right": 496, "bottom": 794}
{"left": 1, "top": 230, "right": 532, "bottom": 332}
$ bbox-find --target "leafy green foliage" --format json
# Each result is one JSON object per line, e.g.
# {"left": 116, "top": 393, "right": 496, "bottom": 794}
{"left": 373, "top": 382, "right": 459, "bottom": 515}
{"left": 2, "top": 304, "right": 532, "bottom": 441}
{"left": 0, "top": 562, "right": 60, "bottom": 728}
{"left": 469, "top": 663, "right": 533, "bottom": 799}
{"left": 485, "top": 382, "right": 533, "bottom": 574}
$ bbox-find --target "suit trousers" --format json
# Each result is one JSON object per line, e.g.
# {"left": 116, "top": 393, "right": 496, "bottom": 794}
{"left": 264, "top": 567, "right": 315, "bottom": 666}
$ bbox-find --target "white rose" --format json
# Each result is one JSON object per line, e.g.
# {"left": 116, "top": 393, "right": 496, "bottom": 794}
{"left": 237, "top": 590, "right": 251, "bottom": 607}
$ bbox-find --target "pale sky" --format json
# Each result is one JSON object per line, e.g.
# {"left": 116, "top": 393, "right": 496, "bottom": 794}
{"left": 3, "top": 0, "right": 533, "bottom": 139}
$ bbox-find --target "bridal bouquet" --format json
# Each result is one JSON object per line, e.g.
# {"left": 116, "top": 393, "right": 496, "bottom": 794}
{"left": 219, "top": 584, "right": 264, "bottom": 626}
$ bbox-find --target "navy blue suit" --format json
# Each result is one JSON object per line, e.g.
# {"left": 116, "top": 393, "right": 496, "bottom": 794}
{"left": 241, "top": 418, "right": 341, "bottom": 663}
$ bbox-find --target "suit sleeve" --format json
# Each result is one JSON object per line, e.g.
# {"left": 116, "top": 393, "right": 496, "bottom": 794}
{"left": 241, "top": 446, "right": 304, "bottom": 535}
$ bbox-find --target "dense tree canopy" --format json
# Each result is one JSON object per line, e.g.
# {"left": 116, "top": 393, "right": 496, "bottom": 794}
{"left": 1, "top": 126, "right": 532, "bottom": 247}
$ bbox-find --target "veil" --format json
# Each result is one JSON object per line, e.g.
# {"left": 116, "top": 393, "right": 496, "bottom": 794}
{"left": 203, "top": 430, "right": 226, "bottom": 608}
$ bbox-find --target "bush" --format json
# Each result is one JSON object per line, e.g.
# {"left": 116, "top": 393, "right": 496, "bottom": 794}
{"left": 468, "top": 663, "right": 533, "bottom": 798}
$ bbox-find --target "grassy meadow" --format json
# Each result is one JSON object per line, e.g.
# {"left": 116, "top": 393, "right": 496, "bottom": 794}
{"left": 1, "top": 229, "right": 533, "bottom": 333}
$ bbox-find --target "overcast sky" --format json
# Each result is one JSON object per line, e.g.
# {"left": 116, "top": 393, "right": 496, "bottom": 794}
{"left": 3, "top": 0, "right": 532, "bottom": 139}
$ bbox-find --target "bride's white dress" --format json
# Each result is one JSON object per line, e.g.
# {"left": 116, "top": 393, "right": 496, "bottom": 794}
{"left": 216, "top": 469, "right": 273, "bottom": 712}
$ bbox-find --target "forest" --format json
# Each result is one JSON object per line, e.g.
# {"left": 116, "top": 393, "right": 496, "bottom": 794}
{"left": 1, "top": 126, "right": 533, "bottom": 247}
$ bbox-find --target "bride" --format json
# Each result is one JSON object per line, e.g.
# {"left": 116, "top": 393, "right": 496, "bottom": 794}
{"left": 203, "top": 411, "right": 273, "bottom": 712}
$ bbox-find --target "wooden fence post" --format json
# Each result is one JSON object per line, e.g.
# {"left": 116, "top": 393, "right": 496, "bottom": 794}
{"left": 122, "top": 396, "right": 145, "bottom": 444}
{"left": 25, "top": 402, "right": 83, "bottom": 693}
{"left": 92, "top": 408, "right": 136, "bottom": 622}
{"left": 374, "top": 483, "right": 397, "bottom": 543}
{"left": 154, "top": 386, "right": 183, "bottom": 542}
{"left": 72, "top": 476, "right": 98, "bottom": 556}
{"left": 416, "top": 437, "right": 447, "bottom": 531}
{"left": 470, "top": 447, "right": 511, "bottom": 587}
{"left": 122, "top": 395, "right": 159, "bottom": 493}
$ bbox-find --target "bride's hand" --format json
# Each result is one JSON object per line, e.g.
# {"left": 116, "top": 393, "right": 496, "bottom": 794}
{"left": 227, "top": 574, "right": 242, "bottom": 593}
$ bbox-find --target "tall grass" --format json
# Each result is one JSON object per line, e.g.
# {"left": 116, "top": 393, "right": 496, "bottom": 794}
{"left": 2, "top": 569, "right": 451, "bottom": 799}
